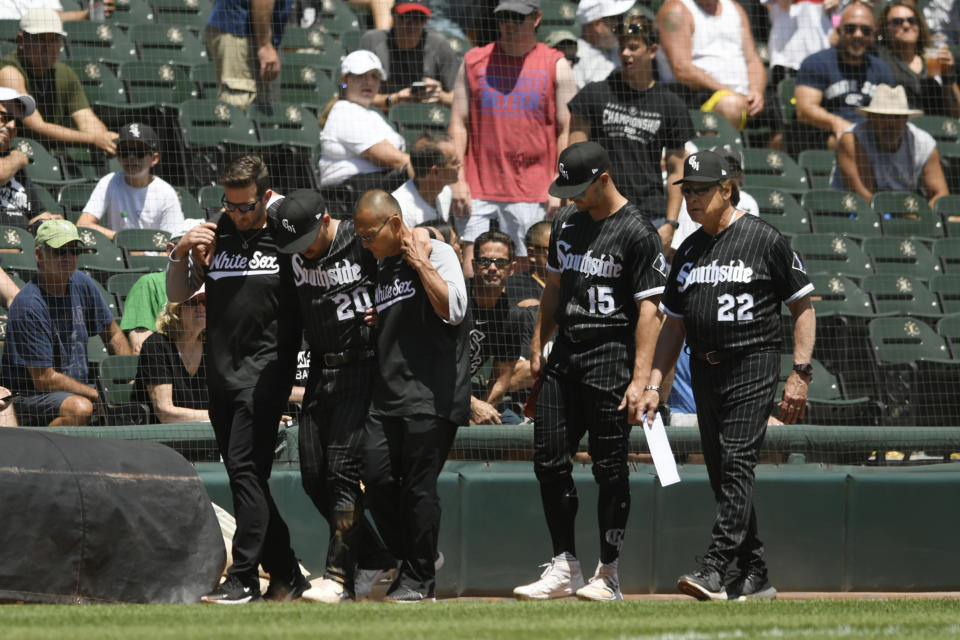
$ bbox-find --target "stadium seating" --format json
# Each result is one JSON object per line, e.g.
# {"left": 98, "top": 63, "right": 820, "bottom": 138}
{"left": 0, "top": 19, "right": 19, "bottom": 43}
{"left": 197, "top": 184, "right": 224, "bottom": 219}
{"left": 749, "top": 187, "right": 810, "bottom": 237}
{"left": 106, "top": 271, "right": 145, "bottom": 315}
{"left": 251, "top": 103, "right": 321, "bottom": 148}
{"left": 176, "top": 187, "right": 206, "bottom": 220}
{"left": 177, "top": 99, "right": 258, "bottom": 187}
{"left": 797, "top": 149, "right": 834, "bottom": 189}
{"left": 540, "top": 0, "right": 578, "bottom": 25}
{"left": 65, "top": 59, "right": 127, "bottom": 112}
{"left": 933, "top": 237, "right": 960, "bottom": 274}
{"left": 790, "top": 234, "right": 873, "bottom": 280}
{"left": 97, "top": 355, "right": 151, "bottom": 425}
{"left": 0, "top": 226, "right": 37, "bottom": 282}
{"left": 776, "top": 355, "right": 881, "bottom": 426}
{"left": 114, "top": 228, "right": 171, "bottom": 271}
{"left": 188, "top": 62, "right": 218, "bottom": 100}
{"left": 64, "top": 21, "right": 138, "bottom": 66}
{"left": 933, "top": 195, "right": 960, "bottom": 237}
{"left": 58, "top": 183, "right": 96, "bottom": 222}
{"left": 871, "top": 191, "right": 943, "bottom": 238}
{"left": 152, "top": 0, "right": 213, "bottom": 31}
{"left": 741, "top": 149, "right": 808, "bottom": 195}
{"left": 937, "top": 314, "right": 960, "bottom": 357}
{"left": 860, "top": 274, "right": 942, "bottom": 318}
{"left": 278, "top": 64, "right": 337, "bottom": 111}
{"left": 15, "top": 138, "right": 85, "bottom": 188}
{"left": 112, "top": 0, "right": 156, "bottom": 28}
{"left": 930, "top": 275, "right": 960, "bottom": 315}
{"left": 281, "top": 26, "right": 347, "bottom": 61}
{"left": 76, "top": 227, "right": 129, "bottom": 283}
{"left": 801, "top": 189, "right": 880, "bottom": 238}
{"left": 687, "top": 110, "right": 742, "bottom": 147}
{"left": 120, "top": 61, "right": 199, "bottom": 107}
{"left": 388, "top": 103, "right": 451, "bottom": 134}
{"left": 862, "top": 237, "right": 940, "bottom": 279}
{"left": 130, "top": 24, "right": 206, "bottom": 65}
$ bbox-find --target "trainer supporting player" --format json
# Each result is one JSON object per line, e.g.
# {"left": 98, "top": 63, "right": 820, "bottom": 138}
{"left": 167, "top": 156, "right": 304, "bottom": 604}
{"left": 515, "top": 141, "right": 666, "bottom": 602}
{"left": 356, "top": 189, "right": 470, "bottom": 603}
{"left": 639, "top": 150, "right": 816, "bottom": 602}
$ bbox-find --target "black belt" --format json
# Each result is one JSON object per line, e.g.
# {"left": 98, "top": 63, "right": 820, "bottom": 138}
{"left": 690, "top": 348, "right": 752, "bottom": 365}
{"left": 560, "top": 327, "right": 631, "bottom": 344}
{"left": 320, "top": 348, "right": 375, "bottom": 368}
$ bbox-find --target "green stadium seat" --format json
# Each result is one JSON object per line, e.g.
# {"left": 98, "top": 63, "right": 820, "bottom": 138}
{"left": 790, "top": 233, "right": 874, "bottom": 280}
{"left": 861, "top": 274, "right": 942, "bottom": 317}
{"left": 87, "top": 334, "right": 109, "bottom": 367}
{"left": 0, "top": 250, "right": 37, "bottom": 280}
{"left": 911, "top": 115, "right": 960, "bottom": 145}
{"left": 0, "top": 225, "right": 36, "bottom": 273}
{"left": 388, "top": 103, "right": 451, "bottom": 133}
{"left": 279, "top": 64, "right": 337, "bottom": 111}
{"left": 310, "top": 0, "right": 362, "bottom": 35}
{"left": 797, "top": 149, "right": 834, "bottom": 189}
{"left": 282, "top": 52, "right": 340, "bottom": 82}
{"left": 933, "top": 237, "right": 960, "bottom": 274}
{"left": 741, "top": 149, "right": 808, "bottom": 195}
{"left": 77, "top": 227, "right": 129, "bottom": 282}
{"left": 776, "top": 354, "right": 881, "bottom": 426}
{"left": 115, "top": 228, "right": 171, "bottom": 271}
{"left": 281, "top": 26, "right": 346, "bottom": 60}
{"left": 801, "top": 189, "right": 880, "bottom": 238}
{"left": 930, "top": 275, "right": 960, "bottom": 315}
{"left": 688, "top": 135, "right": 742, "bottom": 152}
{"left": 869, "top": 316, "right": 960, "bottom": 426}
{"left": 937, "top": 314, "right": 960, "bottom": 358}
{"left": 933, "top": 194, "right": 960, "bottom": 237}
{"left": 97, "top": 354, "right": 151, "bottom": 425}
{"left": 64, "top": 22, "right": 138, "bottom": 63}
{"left": 58, "top": 183, "right": 96, "bottom": 222}
{"left": 152, "top": 0, "right": 213, "bottom": 30}
{"left": 340, "top": 29, "right": 362, "bottom": 54}
{"left": 251, "top": 103, "right": 321, "bottom": 147}
{"left": 198, "top": 184, "right": 224, "bottom": 219}
{"left": 862, "top": 236, "right": 940, "bottom": 279}
{"left": 33, "top": 185, "right": 61, "bottom": 218}
{"left": 0, "top": 19, "right": 20, "bottom": 43}
{"left": 808, "top": 272, "right": 874, "bottom": 318}
{"left": 62, "top": 145, "right": 108, "bottom": 182}
{"left": 112, "top": 0, "right": 156, "bottom": 28}
{"left": 188, "top": 62, "right": 219, "bottom": 100}
{"left": 64, "top": 59, "right": 127, "bottom": 110}
{"left": 749, "top": 187, "right": 810, "bottom": 237}
{"left": 120, "top": 61, "right": 199, "bottom": 106}
{"left": 871, "top": 191, "right": 943, "bottom": 238}
{"left": 442, "top": 34, "right": 472, "bottom": 57}
{"left": 177, "top": 99, "right": 258, "bottom": 186}
{"left": 688, "top": 109, "right": 742, "bottom": 146}
{"left": 130, "top": 24, "right": 206, "bottom": 65}
{"left": 776, "top": 77, "right": 796, "bottom": 125}
{"left": 541, "top": 0, "right": 578, "bottom": 25}
{"left": 175, "top": 187, "right": 205, "bottom": 220}
{"left": 14, "top": 138, "right": 85, "bottom": 188}
{"left": 106, "top": 271, "right": 146, "bottom": 314}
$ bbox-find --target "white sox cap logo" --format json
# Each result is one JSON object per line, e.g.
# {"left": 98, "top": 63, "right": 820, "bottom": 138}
{"left": 558, "top": 162, "right": 568, "bottom": 180}
{"left": 282, "top": 219, "right": 296, "bottom": 233}
{"left": 688, "top": 156, "right": 699, "bottom": 171}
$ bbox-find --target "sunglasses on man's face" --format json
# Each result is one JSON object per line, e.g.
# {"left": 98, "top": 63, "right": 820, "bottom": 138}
{"left": 841, "top": 23, "right": 875, "bottom": 37}
{"left": 45, "top": 244, "right": 81, "bottom": 257}
{"left": 0, "top": 112, "right": 20, "bottom": 128}
{"left": 118, "top": 147, "right": 152, "bottom": 159}
{"left": 681, "top": 183, "right": 718, "bottom": 197}
{"left": 221, "top": 195, "right": 261, "bottom": 214}
{"left": 183, "top": 296, "right": 206, "bottom": 308}
{"left": 474, "top": 257, "right": 511, "bottom": 269}
{"left": 886, "top": 16, "right": 919, "bottom": 28}
{"left": 497, "top": 11, "right": 528, "bottom": 24}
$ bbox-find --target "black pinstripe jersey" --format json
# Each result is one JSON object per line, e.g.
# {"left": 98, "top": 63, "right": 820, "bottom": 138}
{"left": 547, "top": 202, "right": 666, "bottom": 333}
{"left": 288, "top": 219, "right": 377, "bottom": 354}
{"left": 661, "top": 214, "right": 814, "bottom": 353}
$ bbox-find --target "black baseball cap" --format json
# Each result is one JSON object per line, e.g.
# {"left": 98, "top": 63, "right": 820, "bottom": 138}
{"left": 116, "top": 122, "right": 159, "bottom": 151}
{"left": 672, "top": 150, "right": 730, "bottom": 184}
{"left": 274, "top": 189, "right": 328, "bottom": 254}
{"left": 709, "top": 144, "right": 744, "bottom": 175}
{"left": 548, "top": 141, "right": 611, "bottom": 199}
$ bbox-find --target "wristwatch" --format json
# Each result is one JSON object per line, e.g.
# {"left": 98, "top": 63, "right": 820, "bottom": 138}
{"left": 663, "top": 220, "right": 679, "bottom": 229}
{"left": 793, "top": 363, "right": 813, "bottom": 378}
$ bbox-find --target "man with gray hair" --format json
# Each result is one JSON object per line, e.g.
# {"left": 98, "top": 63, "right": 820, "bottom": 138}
{"left": 574, "top": 0, "right": 636, "bottom": 89}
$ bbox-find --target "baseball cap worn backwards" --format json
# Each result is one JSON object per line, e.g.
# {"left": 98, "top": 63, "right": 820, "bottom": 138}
{"left": 549, "top": 141, "right": 611, "bottom": 199}
{"left": 494, "top": 0, "right": 541, "bottom": 15}
{"left": 274, "top": 189, "right": 328, "bottom": 254}
{"left": 673, "top": 150, "right": 730, "bottom": 184}
{"left": 36, "top": 219, "right": 80, "bottom": 248}
{"left": 0, "top": 87, "right": 36, "bottom": 117}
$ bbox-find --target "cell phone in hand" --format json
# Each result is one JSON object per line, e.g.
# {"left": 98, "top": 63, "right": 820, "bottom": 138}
{"left": 411, "top": 81, "right": 427, "bottom": 98}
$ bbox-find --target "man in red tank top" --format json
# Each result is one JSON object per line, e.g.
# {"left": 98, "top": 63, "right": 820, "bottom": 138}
{"left": 449, "top": 0, "right": 576, "bottom": 276}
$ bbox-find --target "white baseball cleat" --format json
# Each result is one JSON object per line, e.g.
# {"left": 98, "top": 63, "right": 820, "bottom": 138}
{"left": 576, "top": 561, "right": 623, "bottom": 602}
{"left": 513, "top": 553, "right": 584, "bottom": 600}
{"left": 300, "top": 577, "right": 352, "bottom": 603}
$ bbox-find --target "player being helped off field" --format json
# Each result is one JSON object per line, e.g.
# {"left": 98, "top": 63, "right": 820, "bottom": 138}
{"left": 639, "top": 150, "right": 816, "bottom": 601}
{"left": 515, "top": 141, "right": 666, "bottom": 602}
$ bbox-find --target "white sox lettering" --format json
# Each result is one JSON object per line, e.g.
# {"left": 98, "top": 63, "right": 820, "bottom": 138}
{"left": 291, "top": 255, "right": 364, "bottom": 289}
{"left": 555, "top": 240, "right": 623, "bottom": 278}
{"left": 677, "top": 259, "right": 754, "bottom": 292}
{"left": 208, "top": 251, "right": 280, "bottom": 279}
{"left": 374, "top": 278, "right": 417, "bottom": 311}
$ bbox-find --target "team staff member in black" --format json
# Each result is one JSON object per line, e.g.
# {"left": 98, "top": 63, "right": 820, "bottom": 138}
{"left": 356, "top": 189, "right": 470, "bottom": 603}
{"left": 639, "top": 150, "right": 816, "bottom": 602}
{"left": 167, "top": 156, "right": 304, "bottom": 604}
{"left": 272, "top": 189, "right": 396, "bottom": 602}
{"left": 515, "top": 141, "right": 666, "bottom": 603}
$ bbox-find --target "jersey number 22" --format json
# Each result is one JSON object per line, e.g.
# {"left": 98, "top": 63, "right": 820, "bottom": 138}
{"left": 717, "top": 293, "right": 754, "bottom": 321}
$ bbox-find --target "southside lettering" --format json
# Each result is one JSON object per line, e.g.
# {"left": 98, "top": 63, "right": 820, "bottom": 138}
{"left": 292, "top": 256, "right": 363, "bottom": 289}
{"left": 556, "top": 241, "right": 623, "bottom": 278}
{"left": 676, "top": 259, "right": 754, "bottom": 292}
{"left": 211, "top": 250, "right": 279, "bottom": 271}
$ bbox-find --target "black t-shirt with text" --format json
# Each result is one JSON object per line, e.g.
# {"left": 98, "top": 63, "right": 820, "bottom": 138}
{"left": 0, "top": 163, "right": 45, "bottom": 229}
{"left": 547, "top": 202, "right": 667, "bottom": 334}
{"left": 203, "top": 206, "right": 301, "bottom": 392}
{"left": 661, "top": 214, "right": 814, "bottom": 353}
{"left": 288, "top": 219, "right": 377, "bottom": 355}
{"left": 568, "top": 74, "right": 693, "bottom": 218}
{"left": 467, "top": 281, "right": 528, "bottom": 376}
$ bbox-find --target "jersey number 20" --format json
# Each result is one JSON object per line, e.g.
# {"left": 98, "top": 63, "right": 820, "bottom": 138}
{"left": 717, "top": 293, "right": 754, "bottom": 321}
{"left": 335, "top": 288, "right": 373, "bottom": 321}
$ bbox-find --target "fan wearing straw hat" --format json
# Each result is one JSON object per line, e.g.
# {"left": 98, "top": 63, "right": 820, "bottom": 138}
{"left": 830, "top": 83, "right": 949, "bottom": 208}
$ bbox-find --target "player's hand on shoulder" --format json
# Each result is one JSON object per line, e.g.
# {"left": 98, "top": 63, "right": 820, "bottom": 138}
{"left": 400, "top": 227, "right": 433, "bottom": 270}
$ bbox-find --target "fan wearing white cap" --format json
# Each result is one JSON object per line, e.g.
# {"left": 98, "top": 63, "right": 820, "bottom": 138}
{"left": 0, "top": 86, "right": 62, "bottom": 229}
{"left": 317, "top": 50, "right": 413, "bottom": 216}
{"left": 831, "top": 83, "right": 949, "bottom": 206}
{"left": 0, "top": 8, "right": 119, "bottom": 155}
{"left": 573, "top": 0, "right": 635, "bottom": 89}
{"left": 0, "top": 0, "right": 113, "bottom": 22}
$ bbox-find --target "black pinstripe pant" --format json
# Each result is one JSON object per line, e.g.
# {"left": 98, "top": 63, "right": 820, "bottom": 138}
{"left": 533, "top": 336, "right": 633, "bottom": 486}
{"left": 299, "top": 358, "right": 392, "bottom": 589}
{"left": 690, "top": 350, "right": 779, "bottom": 575}
{"left": 209, "top": 385, "right": 298, "bottom": 583}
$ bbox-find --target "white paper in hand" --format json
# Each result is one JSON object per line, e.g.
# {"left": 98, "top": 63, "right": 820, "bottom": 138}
{"left": 643, "top": 412, "right": 681, "bottom": 487}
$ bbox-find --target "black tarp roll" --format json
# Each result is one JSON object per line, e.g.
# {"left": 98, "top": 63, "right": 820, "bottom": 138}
{"left": 0, "top": 429, "right": 225, "bottom": 603}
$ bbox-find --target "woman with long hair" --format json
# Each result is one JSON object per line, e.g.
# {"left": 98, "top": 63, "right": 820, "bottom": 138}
{"left": 133, "top": 288, "right": 208, "bottom": 423}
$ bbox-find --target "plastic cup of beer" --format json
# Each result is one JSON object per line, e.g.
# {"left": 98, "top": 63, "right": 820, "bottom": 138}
{"left": 924, "top": 47, "right": 942, "bottom": 77}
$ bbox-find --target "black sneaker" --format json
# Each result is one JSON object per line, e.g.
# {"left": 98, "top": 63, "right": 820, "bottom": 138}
{"left": 677, "top": 567, "right": 727, "bottom": 601}
{"left": 384, "top": 585, "right": 435, "bottom": 604}
{"left": 263, "top": 571, "right": 310, "bottom": 602}
{"left": 727, "top": 572, "right": 777, "bottom": 601}
{"left": 201, "top": 575, "right": 260, "bottom": 604}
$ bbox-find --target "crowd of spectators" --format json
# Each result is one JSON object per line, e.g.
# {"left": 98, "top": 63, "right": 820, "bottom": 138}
{"left": 0, "top": 0, "right": 956, "bottom": 428}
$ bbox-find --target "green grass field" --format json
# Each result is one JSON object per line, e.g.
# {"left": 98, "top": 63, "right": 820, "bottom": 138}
{"left": 3, "top": 599, "right": 960, "bottom": 640}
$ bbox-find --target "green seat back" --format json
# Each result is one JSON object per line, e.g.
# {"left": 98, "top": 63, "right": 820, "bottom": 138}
{"left": 130, "top": 24, "right": 206, "bottom": 65}
{"left": 801, "top": 189, "right": 881, "bottom": 238}
{"left": 790, "top": 233, "right": 874, "bottom": 280}
{"left": 177, "top": 99, "right": 257, "bottom": 148}
{"left": 58, "top": 183, "right": 96, "bottom": 221}
{"left": 120, "top": 61, "right": 198, "bottom": 106}
{"left": 112, "top": 0, "right": 156, "bottom": 28}
{"left": 152, "top": 0, "right": 213, "bottom": 29}
{"left": 869, "top": 316, "right": 951, "bottom": 364}
{"left": 930, "top": 275, "right": 960, "bottom": 315}
{"left": 861, "top": 274, "right": 942, "bottom": 316}
{"left": 279, "top": 64, "right": 337, "bottom": 110}
{"left": 777, "top": 77, "right": 796, "bottom": 124}
{"left": 862, "top": 236, "right": 941, "bottom": 278}
{"left": 797, "top": 149, "right": 834, "bottom": 189}
{"left": 933, "top": 237, "right": 960, "bottom": 274}
{"left": 871, "top": 191, "right": 944, "bottom": 238}
{"left": 808, "top": 273, "right": 874, "bottom": 317}
{"left": 741, "top": 149, "right": 809, "bottom": 195}
{"left": 936, "top": 314, "right": 960, "bottom": 358}
{"left": 388, "top": 103, "right": 451, "bottom": 132}
{"left": 749, "top": 187, "right": 810, "bottom": 236}
{"left": 64, "top": 59, "right": 127, "bottom": 106}
{"left": 99, "top": 354, "right": 141, "bottom": 405}
{"left": 188, "top": 62, "right": 219, "bottom": 99}
{"left": 688, "top": 109, "right": 742, "bottom": 146}
{"left": 16, "top": 138, "right": 80, "bottom": 187}
{"left": 251, "top": 103, "right": 322, "bottom": 147}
